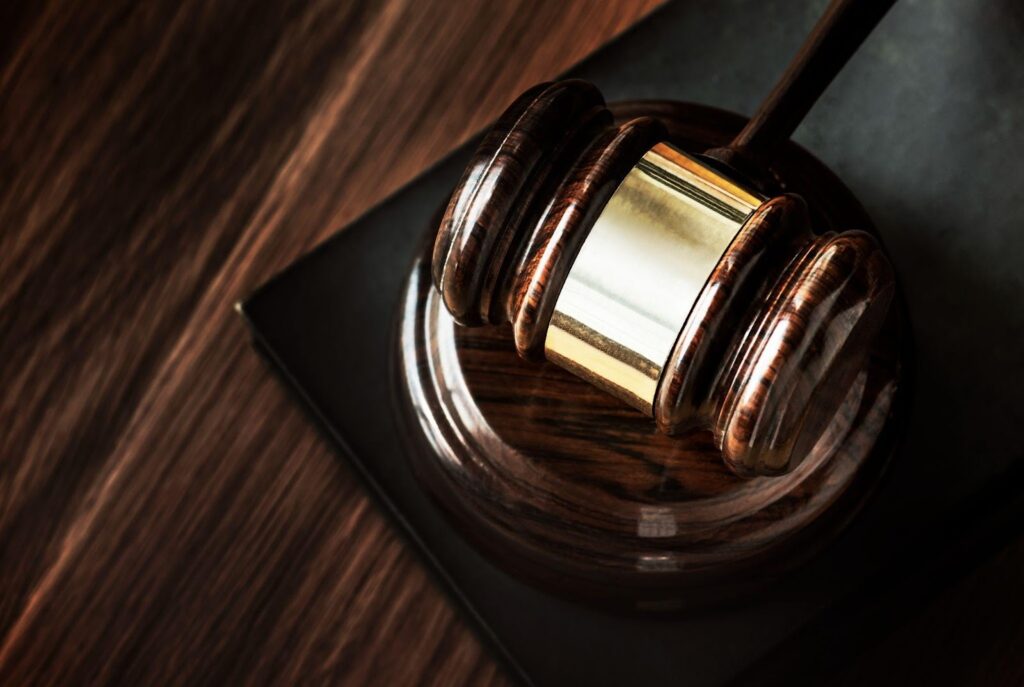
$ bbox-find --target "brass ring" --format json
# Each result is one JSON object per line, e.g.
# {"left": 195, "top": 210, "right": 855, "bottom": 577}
{"left": 545, "top": 142, "right": 762, "bottom": 414}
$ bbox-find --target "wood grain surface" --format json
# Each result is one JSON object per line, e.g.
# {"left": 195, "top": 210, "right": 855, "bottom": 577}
{"left": 4, "top": 0, "right": 1024, "bottom": 684}
{"left": 0, "top": 1, "right": 661, "bottom": 683}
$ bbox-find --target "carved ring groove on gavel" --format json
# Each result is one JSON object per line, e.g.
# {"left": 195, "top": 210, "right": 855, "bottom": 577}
{"left": 431, "top": 79, "right": 895, "bottom": 478}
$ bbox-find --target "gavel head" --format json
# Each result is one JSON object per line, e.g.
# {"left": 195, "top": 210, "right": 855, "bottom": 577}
{"left": 432, "top": 80, "right": 895, "bottom": 478}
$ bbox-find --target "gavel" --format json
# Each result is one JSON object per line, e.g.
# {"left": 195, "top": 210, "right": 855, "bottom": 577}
{"left": 430, "top": 0, "right": 897, "bottom": 477}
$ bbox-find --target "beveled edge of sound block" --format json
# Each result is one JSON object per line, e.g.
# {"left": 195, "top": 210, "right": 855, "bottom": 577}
{"left": 393, "top": 101, "right": 909, "bottom": 611}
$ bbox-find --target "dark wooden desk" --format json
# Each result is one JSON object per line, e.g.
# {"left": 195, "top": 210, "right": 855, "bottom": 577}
{"left": 0, "top": 2, "right": 659, "bottom": 682}
{"left": 3, "top": 0, "right": 1022, "bottom": 684}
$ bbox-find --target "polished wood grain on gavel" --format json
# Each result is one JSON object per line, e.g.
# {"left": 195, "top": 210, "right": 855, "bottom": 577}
{"left": 432, "top": 80, "right": 894, "bottom": 477}
{"left": 399, "top": 0, "right": 906, "bottom": 603}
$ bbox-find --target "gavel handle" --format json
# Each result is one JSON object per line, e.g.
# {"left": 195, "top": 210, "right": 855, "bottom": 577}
{"left": 728, "top": 0, "right": 896, "bottom": 167}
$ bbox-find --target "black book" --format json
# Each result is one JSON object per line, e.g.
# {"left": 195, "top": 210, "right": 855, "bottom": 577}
{"left": 240, "top": 1, "right": 1024, "bottom": 683}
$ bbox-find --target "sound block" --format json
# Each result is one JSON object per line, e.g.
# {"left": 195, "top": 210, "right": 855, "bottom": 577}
{"left": 396, "top": 101, "right": 906, "bottom": 608}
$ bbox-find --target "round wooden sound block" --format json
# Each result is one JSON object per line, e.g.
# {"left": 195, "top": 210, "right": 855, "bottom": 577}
{"left": 395, "top": 102, "right": 907, "bottom": 609}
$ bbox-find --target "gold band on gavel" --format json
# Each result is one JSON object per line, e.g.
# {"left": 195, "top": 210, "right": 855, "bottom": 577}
{"left": 545, "top": 142, "right": 763, "bottom": 415}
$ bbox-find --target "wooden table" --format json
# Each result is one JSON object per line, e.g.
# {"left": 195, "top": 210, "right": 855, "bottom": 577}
{"left": 2, "top": 0, "right": 1021, "bottom": 684}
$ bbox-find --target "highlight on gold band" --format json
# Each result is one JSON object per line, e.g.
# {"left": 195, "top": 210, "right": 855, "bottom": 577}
{"left": 545, "top": 142, "right": 763, "bottom": 414}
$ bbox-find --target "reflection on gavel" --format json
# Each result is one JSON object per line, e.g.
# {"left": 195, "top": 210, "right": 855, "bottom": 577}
{"left": 431, "top": 0, "right": 897, "bottom": 477}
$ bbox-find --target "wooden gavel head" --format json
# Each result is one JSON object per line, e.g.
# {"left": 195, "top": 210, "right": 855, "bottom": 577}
{"left": 432, "top": 80, "right": 895, "bottom": 478}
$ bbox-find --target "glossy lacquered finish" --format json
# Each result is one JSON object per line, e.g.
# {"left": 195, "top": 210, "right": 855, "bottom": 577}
{"left": 431, "top": 81, "right": 896, "bottom": 478}
{"left": 396, "top": 101, "right": 907, "bottom": 606}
